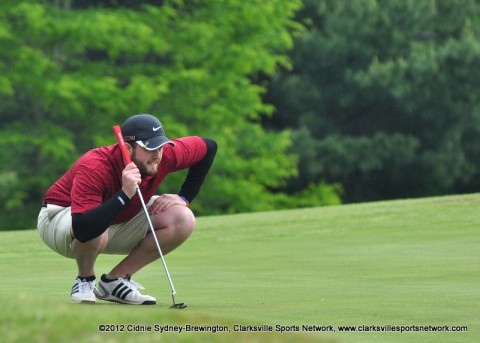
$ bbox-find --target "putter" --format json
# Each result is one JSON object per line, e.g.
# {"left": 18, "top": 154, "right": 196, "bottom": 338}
{"left": 113, "top": 125, "right": 187, "bottom": 309}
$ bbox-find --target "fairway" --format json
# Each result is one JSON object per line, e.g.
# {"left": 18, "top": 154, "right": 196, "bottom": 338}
{"left": 1, "top": 194, "right": 478, "bottom": 343}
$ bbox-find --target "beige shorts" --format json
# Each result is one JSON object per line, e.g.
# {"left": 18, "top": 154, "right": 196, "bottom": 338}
{"left": 37, "top": 196, "right": 158, "bottom": 259}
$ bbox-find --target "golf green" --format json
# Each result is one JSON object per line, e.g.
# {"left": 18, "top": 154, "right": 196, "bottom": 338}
{"left": 1, "top": 194, "right": 478, "bottom": 342}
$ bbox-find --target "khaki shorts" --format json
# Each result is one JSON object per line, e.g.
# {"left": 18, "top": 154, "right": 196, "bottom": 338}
{"left": 37, "top": 196, "right": 158, "bottom": 259}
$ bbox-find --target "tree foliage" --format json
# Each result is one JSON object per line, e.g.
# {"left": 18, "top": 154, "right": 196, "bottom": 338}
{"left": 264, "top": 0, "right": 480, "bottom": 202}
{"left": 0, "top": 0, "right": 342, "bottom": 230}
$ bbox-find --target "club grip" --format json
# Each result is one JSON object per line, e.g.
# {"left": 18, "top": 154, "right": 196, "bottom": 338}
{"left": 113, "top": 125, "right": 132, "bottom": 165}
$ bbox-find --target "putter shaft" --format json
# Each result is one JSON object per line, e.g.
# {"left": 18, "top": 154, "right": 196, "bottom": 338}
{"left": 136, "top": 186, "right": 177, "bottom": 299}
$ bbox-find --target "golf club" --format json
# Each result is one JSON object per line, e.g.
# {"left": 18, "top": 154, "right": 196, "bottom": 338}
{"left": 113, "top": 125, "right": 187, "bottom": 309}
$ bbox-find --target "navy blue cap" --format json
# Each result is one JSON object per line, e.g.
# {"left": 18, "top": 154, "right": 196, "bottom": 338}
{"left": 121, "top": 114, "right": 174, "bottom": 150}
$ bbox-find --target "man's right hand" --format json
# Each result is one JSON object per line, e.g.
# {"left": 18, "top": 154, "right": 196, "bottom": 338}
{"left": 122, "top": 162, "right": 141, "bottom": 198}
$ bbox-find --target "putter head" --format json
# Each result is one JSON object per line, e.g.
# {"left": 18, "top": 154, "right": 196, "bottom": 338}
{"left": 170, "top": 302, "right": 187, "bottom": 309}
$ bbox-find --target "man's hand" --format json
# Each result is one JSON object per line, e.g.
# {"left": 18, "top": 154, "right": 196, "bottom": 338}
{"left": 149, "top": 194, "right": 188, "bottom": 214}
{"left": 122, "top": 162, "right": 141, "bottom": 198}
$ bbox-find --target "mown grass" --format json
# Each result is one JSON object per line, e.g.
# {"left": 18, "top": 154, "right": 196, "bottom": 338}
{"left": 0, "top": 194, "right": 478, "bottom": 343}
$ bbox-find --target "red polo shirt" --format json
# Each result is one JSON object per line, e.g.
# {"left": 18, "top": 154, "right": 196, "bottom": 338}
{"left": 43, "top": 136, "right": 207, "bottom": 224}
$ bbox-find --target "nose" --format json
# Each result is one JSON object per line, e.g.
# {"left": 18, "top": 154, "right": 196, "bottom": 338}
{"left": 152, "top": 147, "right": 163, "bottom": 158}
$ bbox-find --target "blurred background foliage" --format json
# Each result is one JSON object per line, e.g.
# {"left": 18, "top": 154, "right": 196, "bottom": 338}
{"left": 264, "top": 0, "right": 480, "bottom": 202}
{"left": 0, "top": 0, "right": 479, "bottom": 229}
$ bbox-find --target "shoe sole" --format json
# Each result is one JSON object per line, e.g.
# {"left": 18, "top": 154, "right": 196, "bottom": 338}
{"left": 96, "top": 295, "right": 156, "bottom": 305}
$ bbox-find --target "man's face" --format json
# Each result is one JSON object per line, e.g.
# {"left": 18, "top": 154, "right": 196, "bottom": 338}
{"left": 131, "top": 144, "right": 164, "bottom": 176}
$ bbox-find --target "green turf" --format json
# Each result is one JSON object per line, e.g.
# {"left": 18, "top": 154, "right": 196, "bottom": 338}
{"left": 1, "top": 194, "right": 478, "bottom": 343}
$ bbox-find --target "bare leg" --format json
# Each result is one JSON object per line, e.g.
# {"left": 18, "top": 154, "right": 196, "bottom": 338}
{"left": 71, "top": 230, "right": 109, "bottom": 277}
{"left": 107, "top": 205, "right": 195, "bottom": 279}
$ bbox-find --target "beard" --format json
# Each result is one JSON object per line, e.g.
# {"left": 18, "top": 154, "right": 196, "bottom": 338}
{"left": 131, "top": 150, "right": 159, "bottom": 177}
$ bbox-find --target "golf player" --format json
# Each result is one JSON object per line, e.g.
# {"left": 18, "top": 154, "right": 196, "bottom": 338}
{"left": 37, "top": 114, "right": 217, "bottom": 304}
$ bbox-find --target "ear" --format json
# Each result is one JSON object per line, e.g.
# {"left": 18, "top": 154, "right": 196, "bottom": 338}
{"left": 125, "top": 142, "right": 134, "bottom": 157}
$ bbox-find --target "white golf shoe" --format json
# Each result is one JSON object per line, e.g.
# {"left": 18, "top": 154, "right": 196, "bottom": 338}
{"left": 70, "top": 277, "right": 97, "bottom": 304}
{"left": 96, "top": 274, "right": 156, "bottom": 305}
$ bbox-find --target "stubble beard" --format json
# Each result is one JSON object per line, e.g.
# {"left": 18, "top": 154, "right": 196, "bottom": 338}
{"left": 131, "top": 151, "right": 159, "bottom": 177}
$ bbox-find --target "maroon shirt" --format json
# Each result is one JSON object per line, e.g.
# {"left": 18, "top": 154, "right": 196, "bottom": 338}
{"left": 43, "top": 136, "right": 207, "bottom": 224}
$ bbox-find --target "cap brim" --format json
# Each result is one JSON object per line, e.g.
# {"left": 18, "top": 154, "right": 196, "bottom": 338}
{"left": 137, "top": 136, "right": 175, "bottom": 150}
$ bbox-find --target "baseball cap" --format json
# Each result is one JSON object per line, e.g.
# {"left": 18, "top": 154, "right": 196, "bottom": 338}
{"left": 121, "top": 114, "right": 174, "bottom": 150}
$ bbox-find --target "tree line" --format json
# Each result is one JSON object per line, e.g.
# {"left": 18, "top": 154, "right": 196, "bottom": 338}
{"left": 264, "top": 0, "right": 480, "bottom": 203}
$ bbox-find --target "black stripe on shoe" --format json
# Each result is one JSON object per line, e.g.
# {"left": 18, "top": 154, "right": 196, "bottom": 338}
{"left": 116, "top": 285, "right": 129, "bottom": 299}
{"left": 120, "top": 289, "right": 133, "bottom": 300}
{"left": 112, "top": 283, "right": 134, "bottom": 300}
{"left": 71, "top": 284, "right": 79, "bottom": 295}
{"left": 112, "top": 283, "right": 125, "bottom": 297}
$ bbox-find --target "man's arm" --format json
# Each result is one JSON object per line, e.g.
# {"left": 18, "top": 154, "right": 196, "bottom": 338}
{"left": 72, "top": 162, "right": 140, "bottom": 243}
{"left": 72, "top": 191, "right": 131, "bottom": 243}
{"left": 177, "top": 138, "right": 217, "bottom": 203}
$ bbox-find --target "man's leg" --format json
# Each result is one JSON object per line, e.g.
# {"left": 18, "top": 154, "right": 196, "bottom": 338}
{"left": 71, "top": 230, "right": 109, "bottom": 277}
{"left": 106, "top": 204, "right": 195, "bottom": 279}
{"left": 67, "top": 230, "right": 109, "bottom": 303}
{"left": 37, "top": 205, "right": 109, "bottom": 303}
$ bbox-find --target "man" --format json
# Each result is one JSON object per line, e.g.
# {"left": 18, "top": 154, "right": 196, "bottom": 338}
{"left": 37, "top": 114, "right": 217, "bottom": 305}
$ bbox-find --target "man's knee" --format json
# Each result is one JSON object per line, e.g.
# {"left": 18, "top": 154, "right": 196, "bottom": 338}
{"left": 152, "top": 205, "right": 196, "bottom": 234}
{"left": 171, "top": 206, "right": 196, "bottom": 240}
{"left": 180, "top": 207, "right": 196, "bottom": 230}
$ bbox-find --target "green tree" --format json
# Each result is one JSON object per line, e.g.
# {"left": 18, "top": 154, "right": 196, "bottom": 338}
{"left": 0, "top": 0, "right": 340, "bottom": 230}
{"left": 264, "top": 0, "right": 480, "bottom": 202}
